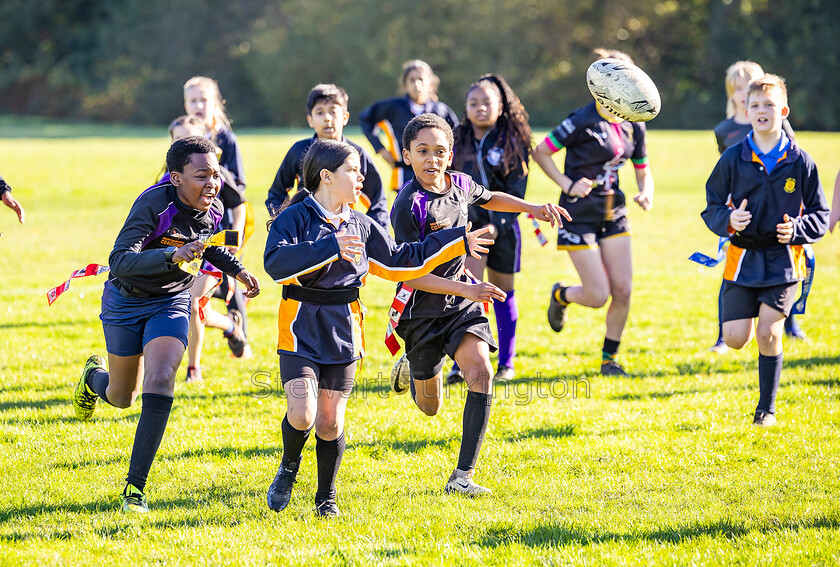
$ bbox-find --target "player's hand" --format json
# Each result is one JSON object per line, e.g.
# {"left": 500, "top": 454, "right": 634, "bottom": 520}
{"left": 236, "top": 269, "right": 261, "bottom": 298}
{"left": 462, "top": 281, "right": 507, "bottom": 303}
{"left": 776, "top": 213, "right": 794, "bottom": 244}
{"left": 567, "top": 178, "right": 594, "bottom": 198}
{"left": 465, "top": 222, "right": 494, "bottom": 259}
{"left": 829, "top": 209, "right": 840, "bottom": 233}
{"left": 336, "top": 229, "right": 364, "bottom": 262}
{"left": 729, "top": 199, "right": 752, "bottom": 232}
{"left": 1, "top": 192, "right": 24, "bottom": 224}
{"left": 634, "top": 188, "right": 653, "bottom": 210}
{"left": 531, "top": 203, "right": 572, "bottom": 228}
{"left": 377, "top": 148, "right": 396, "bottom": 167}
{"left": 173, "top": 240, "right": 205, "bottom": 263}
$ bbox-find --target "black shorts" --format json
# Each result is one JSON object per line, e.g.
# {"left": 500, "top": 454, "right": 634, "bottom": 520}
{"left": 557, "top": 191, "right": 630, "bottom": 249}
{"left": 468, "top": 208, "right": 521, "bottom": 274}
{"left": 279, "top": 353, "right": 357, "bottom": 393}
{"left": 721, "top": 281, "right": 798, "bottom": 322}
{"left": 396, "top": 302, "right": 497, "bottom": 381}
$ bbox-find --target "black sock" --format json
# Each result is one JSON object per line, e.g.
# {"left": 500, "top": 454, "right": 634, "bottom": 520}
{"left": 125, "top": 393, "right": 173, "bottom": 492}
{"left": 315, "top": 433, "right": 345, "bottom": 501}
{"left": 602, "top": 338, "right": 620, "bottom": 361}
{"left": 228, "top": 288, "right": 248, "bottom": 336}
{"left": 717, "top": 281, "right": 726, "bottom": 342}
{"left": 281, "top": 415, "right": 311, "bottom": 469}
{"left": 457, "top": 391, "right": 493, "bottom": 471}
{"left": 86, "top": 367, "right": 113, "bottom": 406}
{"left": 757, "top": 353, "right": 783, "bottom": 413}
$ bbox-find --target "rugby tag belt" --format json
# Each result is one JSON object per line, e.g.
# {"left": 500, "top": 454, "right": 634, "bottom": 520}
{"left": 46, "top": 263, "right": 110, "bottom": 305}
{"left": 689, "top": 236, "right": 729, "bottom": 267}
{"left": 527, "top": 213, "right": 548, "bottom": 246}
{"left": 384, "top": 284, "right": 414, "bottom": 355}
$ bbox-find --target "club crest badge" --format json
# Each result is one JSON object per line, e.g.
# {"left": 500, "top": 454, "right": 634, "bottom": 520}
{"left": 784, "top": 178, "right": 796, "bottom": 193}
{"left": 487, "top": 147, "right": 503, "bottom": 167}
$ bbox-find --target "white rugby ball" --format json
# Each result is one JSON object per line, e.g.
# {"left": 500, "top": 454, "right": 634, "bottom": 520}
{"left": 586, "top": 58, "right": 661, "bottom": 122}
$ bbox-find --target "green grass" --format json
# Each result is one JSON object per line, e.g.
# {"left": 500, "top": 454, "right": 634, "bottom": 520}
{"left": 1, "top": 125, "right": 840, "bottom": 566}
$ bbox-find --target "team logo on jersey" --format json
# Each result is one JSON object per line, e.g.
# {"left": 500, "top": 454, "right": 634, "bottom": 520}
{"left": 487, "top": 147, "right": 503, "bottom": 166}
{"left": 561, "top": 118, "right": 575, "bottom": 135}
{"left": 428, "top": 202, "right": 452, "bottom": 231}
{"left": 784, "top": 178, "right": 796, "bottom": 193}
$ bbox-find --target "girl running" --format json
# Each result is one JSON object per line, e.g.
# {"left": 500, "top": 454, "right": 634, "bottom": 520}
{"left": 447, "top": 74, "right": 533, "bottom": 384}
{"left": 72, "top": 136, "right": 260, "bottom": 513}
{"left": 263, "top": 138, "right": 491, "bottom": 517}
{"left": 359, "top": 60, "right": 459, "bottom": 191}
{"left": 183, "top": 76, "right": 252, "bottom": 357}
{"left": 532, "top": 49, "right": 654, "bottom": 376}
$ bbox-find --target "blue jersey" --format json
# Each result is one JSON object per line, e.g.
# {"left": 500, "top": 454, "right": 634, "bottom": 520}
{"left": 264, "top": 195, "right": 467, "bottom": 364}
{"left": 702, "top": 138, "right": 828, "bottom": 287}
{"left": 265, "top": 135, "right": 388, "bottom": 228}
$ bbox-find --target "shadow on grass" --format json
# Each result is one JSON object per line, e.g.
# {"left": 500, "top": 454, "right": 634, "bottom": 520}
{"left": 0, "top": 396, "right": 68, "bottom": 412}
{"left": 351, "top": 437, "right": 453, "bottom": 454}
{"left": 0, "top": 320, "right": 83, "bottom": 330}
{"left": 787, "top": 355, "right": 840, "bottom": 369}
{"left": 56, "top": 444, "right": 278, "bottom": 470}
{"left": 502, "top": 424, "right": 577, "bottom": 442}
{"left": 479, "top": 516, "right": 840, "bottom": 548}
{"left": 611, "top": 382, "right": 752, "bottom": 402}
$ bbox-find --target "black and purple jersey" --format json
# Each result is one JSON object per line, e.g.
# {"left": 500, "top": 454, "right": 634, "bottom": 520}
{"left": 359, "top": 95, "right": 459, "bottom": 190}
{"left": 0, "top": 174, "right": 10, "bottom": 196}
{"left": 265, "top": 135, "right": 388, "bottom": 228}
{"left": 454, "top": 126, "right": 528, "bottom": 236}
{"left": 391, "top": 172, "right": 493, "bottom": 320}
{"left": 108, "top": 182, "right": 243, "bottom": 296}
{"left": 713, "top": 117, "right": 795, "bottom": 155}
{"left": 544, "top": 102, "right": 648, "bottom": 193}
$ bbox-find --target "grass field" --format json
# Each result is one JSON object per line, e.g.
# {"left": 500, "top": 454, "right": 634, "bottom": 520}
{"left": 1, "top": 124, "right": 839, "bottom": 566}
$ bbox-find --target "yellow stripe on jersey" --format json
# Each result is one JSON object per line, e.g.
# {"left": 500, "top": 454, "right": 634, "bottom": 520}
{"left": 277, "top": 297, "right": 302, "bottom": 352}
{"left": 367, "top": 237, "right": 467, "bottom": 282}
{"left": 723, "top": 245, "right": 745, "bottom": 281}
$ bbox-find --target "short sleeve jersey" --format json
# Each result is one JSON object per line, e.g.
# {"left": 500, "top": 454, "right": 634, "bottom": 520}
{"left": 544, "top": 102, "right": 647, "bottom": 193}
{"left": 391, "top": 172, "right": 492, "bottom": 319}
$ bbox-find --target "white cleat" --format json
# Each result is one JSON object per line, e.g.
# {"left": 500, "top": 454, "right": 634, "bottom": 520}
{"left": 444, "top": 468, "right": 492, "bottom": 497}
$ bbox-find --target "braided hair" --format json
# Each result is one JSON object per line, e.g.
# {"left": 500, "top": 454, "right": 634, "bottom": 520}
{"left": 453, "top": 74, "right": 531, "bottom": 176}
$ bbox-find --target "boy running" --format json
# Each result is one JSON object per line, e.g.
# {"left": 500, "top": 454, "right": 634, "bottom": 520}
{"left": 701, "top": 75, "right": 828, "bottom": 426}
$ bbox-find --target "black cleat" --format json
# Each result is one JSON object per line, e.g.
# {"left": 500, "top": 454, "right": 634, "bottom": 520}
{"left": 446, "top": 367, "right": 464, "bottom": 385}
{"left": 314, "top": 497, "right": 340, "bottom": 517}
{"left": 753, "top": 410, "right": 777, "bottom": 427}
{"left": 224, "top": 309, "right": 247, "bottom": 358}
{"left": 267, "top": 462, "right": 299, "bottom": 512}
{"left": 547, "top": 283, "right": 568, "bottom": 333}
{"left": 600, "top": 360, "right": 628, "bottom": 377}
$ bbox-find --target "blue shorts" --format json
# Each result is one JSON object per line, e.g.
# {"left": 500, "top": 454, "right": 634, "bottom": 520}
{"left": 100, "top": 281, "right": 191, "bottom": 356}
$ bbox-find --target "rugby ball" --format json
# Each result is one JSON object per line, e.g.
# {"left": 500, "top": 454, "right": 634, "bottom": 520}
{"left": 586, "top": 58, "right": 661, "bottom": 122}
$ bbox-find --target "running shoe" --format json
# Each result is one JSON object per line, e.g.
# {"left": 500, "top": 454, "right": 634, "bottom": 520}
{"left": 314, "top": 497, "right": 341, "bottom": 517}
{"left": 600, "top": 360, "right": 628, "bottom": 377}
{"left": 444, "top": 468, "right": 492, "bottom": 497}
{"left": 267, "top": 462, "right": 299, "bottom": 512}
{"left": 493, "top": 365, "right": 515, "bottom": 382}
{"left": 446, "top": 367, "right": 464, "bottom": 385}
{"left": 224, "top": 309, "right": 247, "bottom": 358}
{"left": 390, "top": 354, "right": 411, "bottom": 395}
{"left": 547, "top": 283, "right": 568, "bottom": 333}
{"left": 185, "top": 366, "right": 203, "bottom": 383}
{"left": 709, "top": 339, "right": 729, "bottom": 354}
{"left": 73, "top": 355, "right": 106, "bottom": 421}
{"left": 753, "top": 410, "right": 777, "bottom": 427}
{"left": 120, "top": 483, "right": 149, "bottom": 514}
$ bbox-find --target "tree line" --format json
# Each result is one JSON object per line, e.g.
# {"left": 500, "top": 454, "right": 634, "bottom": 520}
{"left": 1, "top": 0, "right": 837, "bottom": 130}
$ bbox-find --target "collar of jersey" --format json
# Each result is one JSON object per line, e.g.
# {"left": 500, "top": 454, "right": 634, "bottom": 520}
{"left": 306, "top": 195, "right": 351, "bottom": 227}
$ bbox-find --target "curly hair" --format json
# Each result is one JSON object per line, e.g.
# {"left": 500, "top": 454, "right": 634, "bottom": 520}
{"left": 453, "top": 74, "right": 532, "bottom": 176}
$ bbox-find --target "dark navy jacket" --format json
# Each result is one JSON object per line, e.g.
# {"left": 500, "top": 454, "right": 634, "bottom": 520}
{"left": 391, "top": 172, "right": 493, "bottom": 320}
{"left": 213, "top": 127, "right": 246, "bottom": 191}
{"left": 702, "top": 138, "right": 828, "bottom": 287}
{"left": 264, "top": 195, "right": 467, "bottom": 364}
{"left": 109, "top": 182, "right": 243, "bottom": 295}
{"left": 454, "top": 126, "right": 528, "bottom": 236}
{"left": 0, "top": 174, "right": 10, "bottom": 196}
{"left": 265, "top": 135, "right": 388, "bottom": 228}
{"left": 359, "top": 95, "right": 459, "bottom": 189}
